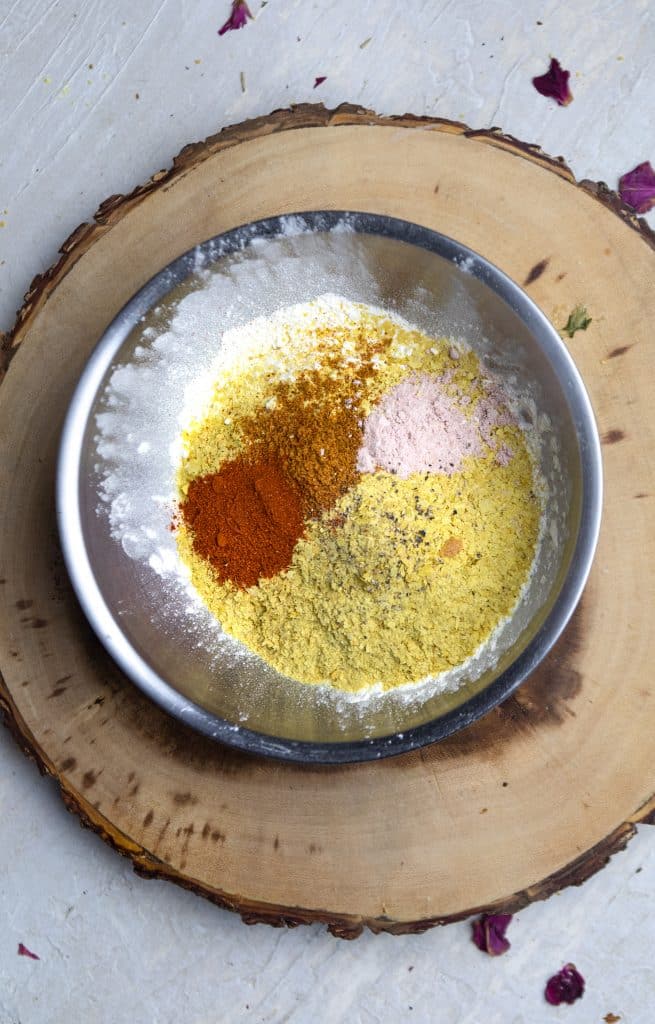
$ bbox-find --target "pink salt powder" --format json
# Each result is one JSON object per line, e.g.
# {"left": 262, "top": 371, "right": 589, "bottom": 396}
{"left": 495, "top": 443, "right": 513, "bottom": 466}
{"left": 476, "top": 378, "right": 516, "bottom": 445}
{"left": 356, "top": 372, "right": 515, "bottom": 478}
{"left": 357, "top": 373, "right": 482, "bottom": 478}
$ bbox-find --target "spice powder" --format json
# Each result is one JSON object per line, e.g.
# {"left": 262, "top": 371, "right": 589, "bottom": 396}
{"left": 175, "top": 298, "right": 541, "bottom": 693}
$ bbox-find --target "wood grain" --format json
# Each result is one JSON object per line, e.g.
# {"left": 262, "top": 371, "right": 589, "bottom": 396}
{"left": 1, "top": 104, "right": 654, "bottom": 937}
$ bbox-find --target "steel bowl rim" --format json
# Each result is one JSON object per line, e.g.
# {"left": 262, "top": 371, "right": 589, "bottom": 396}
{"left": 56, "top": 210, "right": 603, "bottom": 764}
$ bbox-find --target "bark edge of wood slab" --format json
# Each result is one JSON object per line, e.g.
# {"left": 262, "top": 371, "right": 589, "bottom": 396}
{"left": 1, "top": 104, "right": 654, "bottom": 937}
{"left": 2, "top": 675, "right": 653, "bottom": 940}
{"left": 3, "top": 103, "right": 655, "bottom": 372}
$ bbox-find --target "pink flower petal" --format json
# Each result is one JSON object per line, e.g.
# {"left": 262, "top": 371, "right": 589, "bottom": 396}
{"left": 218, "top": 0, "right": 253, "bottom": 35}
{"left": 545, "top": 963, "right": 585, "bottom": 1005}
{"left": 471, "top": 913, "right": 512, "bottom": 955}
{"left": 532, "top": 58, "right": 573, "bottom": 106}
{"left": 18, "top": 942, "right": 40, "bottom": 961}
{"left": 313, "top": 76, "right": 327, "bottom": 88}
{"left": 619, "top": 161, "right": 655, "bottom": 214}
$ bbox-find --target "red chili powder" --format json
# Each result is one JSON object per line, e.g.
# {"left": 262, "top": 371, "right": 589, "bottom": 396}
{"left": 180, "top": 456, "right": 305, "bottom": 590}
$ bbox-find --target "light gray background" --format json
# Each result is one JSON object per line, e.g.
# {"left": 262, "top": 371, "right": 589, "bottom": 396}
{"left": 1, "top": 1, "right": 654, "bottom": 1021}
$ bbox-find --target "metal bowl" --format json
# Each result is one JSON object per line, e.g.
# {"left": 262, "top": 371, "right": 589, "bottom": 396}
{"left": 57, "top": 212, "right": 602, "bottom": 763}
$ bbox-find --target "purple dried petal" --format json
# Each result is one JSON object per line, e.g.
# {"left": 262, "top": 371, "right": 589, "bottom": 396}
{"left": 532, "top": 58, "right": 573, "bottom": 106}
{"left": 471, "top": 913, "right": 512, "bottom": 955}
{"left": 218, "top": 0, "right": 253, "bottom": 35}
{"left": 545, "top": 963, "right": 585, "bottom": 1005}
{"left": 17, "top": 942, "right": 40, "bottom": 960}
{"left": 314, "top": 76, "right": 327, "bottom": 89}
{"left": 619, "top": 161, "right": 655, "bottom": 214}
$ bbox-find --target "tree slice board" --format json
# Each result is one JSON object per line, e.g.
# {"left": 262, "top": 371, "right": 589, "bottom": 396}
{"left": 1, "top": 105, "right": 654, "bottom": 939}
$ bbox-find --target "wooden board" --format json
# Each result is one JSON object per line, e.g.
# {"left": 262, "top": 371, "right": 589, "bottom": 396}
{"left": 1, "top": 105, "right": 654, "bottom": 939}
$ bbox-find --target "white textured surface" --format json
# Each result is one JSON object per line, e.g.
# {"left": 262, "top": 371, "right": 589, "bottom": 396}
{"left": 1, "top": 1, "right": 654, "bottom": 1021}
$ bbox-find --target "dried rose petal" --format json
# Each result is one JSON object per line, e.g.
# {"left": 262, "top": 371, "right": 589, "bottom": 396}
{"left": 532, "top": 58, "right": 573, "bottom": 106}
{"left": 545, "top": 963, "right": 585, "bottom": 1005}
{"left": 18, "top": 942, "right": 40, "bottom": 960}
{"left": 313, "top": 76, "right": 327, "bottom": 89}
{"left": 619, "top": 161, "right": 655, "bottom": 214}
{"left": 471, "top": 913, "right": 512, "bottom": 955}
{"left": 218, "top": 0, "right": 253, "bottom": 35}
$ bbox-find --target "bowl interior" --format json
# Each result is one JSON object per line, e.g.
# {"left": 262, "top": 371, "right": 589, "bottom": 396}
{"left": 59, "top": 213, "right": 600, "bottom": 759}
